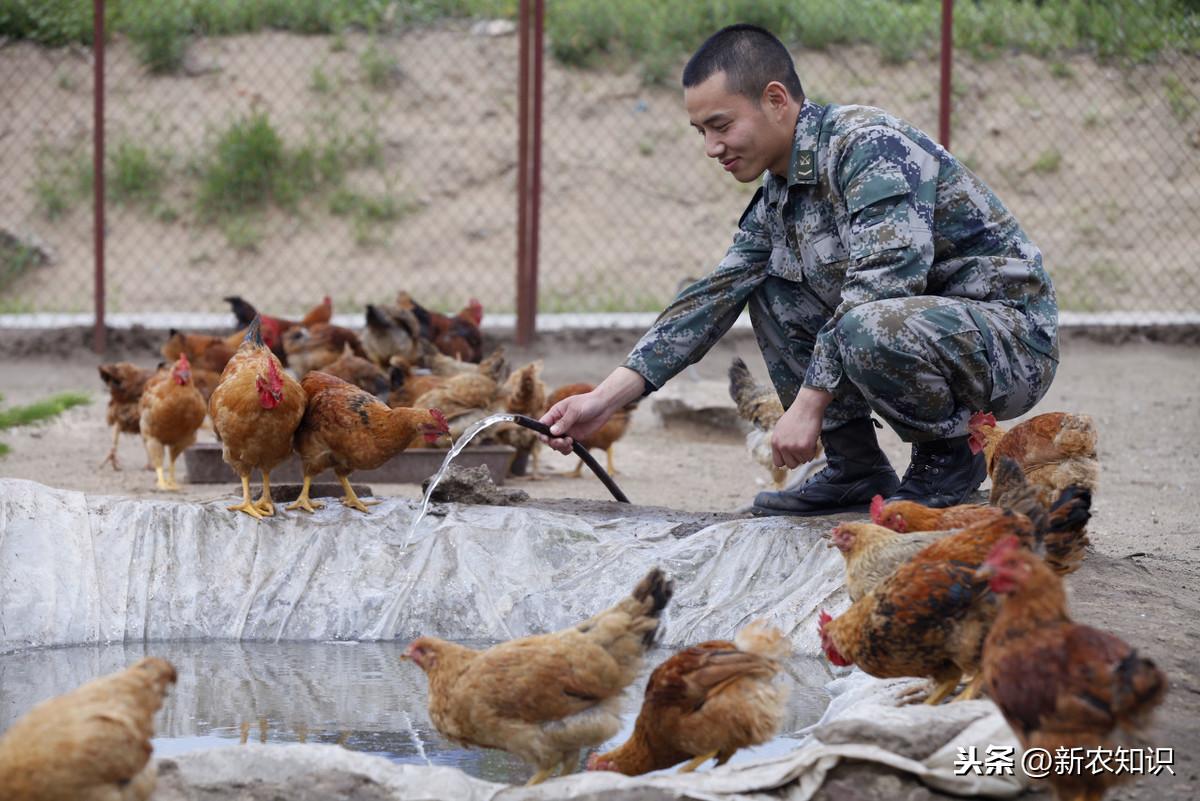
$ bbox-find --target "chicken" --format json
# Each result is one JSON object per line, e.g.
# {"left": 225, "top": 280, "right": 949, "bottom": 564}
{"left": 828, "top": 521, "right": 953, "bottom": 603}
{"left": 161, "top": 328, "right": 243, "bottom": 373}
{"left": 287, "top": 372, "right": 451, "bottom": 513}
{"left": 413, "top": 337, "right": 490, "bottom": 377}
{"left": 98, "top": 362, "right": 155, "bottom": 470}
{"left": 546, "top": 383, "right": 638, "bottom": 476}
{"left": 587, "top": 620, "right": 789, "bottom": 775}
{"left": 138, "top": 353, "right": 207, "bottom": 491}
{"left": 412, "top": 348, "right": 510, "bottom": 441}
{"left": 405, "top": 567, "right": 673, "bottom": 786}
{"left": 872, "top": 457, "right": 1093, "bottom": 576}
{"left": 0, "top": 657, "right": 177, "bottom": 801}
{"left": 969, "top": 411, "right": 1100, "bottom": 507}
{"left": 362, "top": 302, "right": 423, "bottom": 368}
{"left": 728, "top": 357, "right": 787, "bottom": 489}
{"left": 209, "top": 317, "right": 307, "bottom": 519}
{"left": 386, "top": 364, "right": 448, "bottom": 409}
{"left": 321, "top": 343, "right": 390, "bottom": 397}
{"left": 224, "top": 294, "right": 332, "bottom": 364}
{"left": 281, "top": 322, "right": 368, "bottom": 378}
{"left": 977, "top": 537, "right": 1167, "bottom": 801}
{"left": 397, "top": 291, "right": 484, "bottom": 363}
{"left": 492, "top": 360, "right": 548, "bottom": 478}
{"left": 819, "top": 485, "right": 1092, "bottom": 704}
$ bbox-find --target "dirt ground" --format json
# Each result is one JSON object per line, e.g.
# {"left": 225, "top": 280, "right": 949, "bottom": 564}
{"left": 0, "top": 326, "right": 1198, "bottom": 799}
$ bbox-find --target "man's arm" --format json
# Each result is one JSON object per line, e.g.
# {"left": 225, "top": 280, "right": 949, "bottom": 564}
{"left": 540, "top": 190, "right": 772, "bottom": 453}
{"left": 805, "top": 127, "right": 939, "bottom": 392}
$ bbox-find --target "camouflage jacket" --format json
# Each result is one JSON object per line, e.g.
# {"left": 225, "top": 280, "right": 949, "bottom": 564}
{"left": 624, "top": 100, "right": 1058, "bottom": 394}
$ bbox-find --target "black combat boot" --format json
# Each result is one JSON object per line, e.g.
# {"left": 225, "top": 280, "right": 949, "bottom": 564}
{"left": 886, "top": 436, "right": 988, "bottom": 508}
{"left": 751, "top": 418, "right": 899, "bottom": 517}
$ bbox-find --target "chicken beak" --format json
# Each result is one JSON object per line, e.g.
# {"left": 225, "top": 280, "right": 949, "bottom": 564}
{"left": 974, "top": 564, "right": 996, "bottom": 581}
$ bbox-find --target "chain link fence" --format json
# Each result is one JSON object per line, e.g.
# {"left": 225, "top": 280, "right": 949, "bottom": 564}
{"left": 1, "top": 8, "right": 1197, "bottom": 323}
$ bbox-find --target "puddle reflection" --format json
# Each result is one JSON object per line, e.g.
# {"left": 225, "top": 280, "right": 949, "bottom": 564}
{"left": 0, "top": 640, "right": 830, "bottom": 783}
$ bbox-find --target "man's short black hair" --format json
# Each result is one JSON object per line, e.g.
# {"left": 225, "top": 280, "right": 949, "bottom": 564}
{"left": 682, "top": 24, "right": 803, "bottom": 103}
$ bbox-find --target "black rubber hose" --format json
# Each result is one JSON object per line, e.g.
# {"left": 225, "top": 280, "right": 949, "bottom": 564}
{"left": 509, "top": 414, "right": 630, "bottom": 504}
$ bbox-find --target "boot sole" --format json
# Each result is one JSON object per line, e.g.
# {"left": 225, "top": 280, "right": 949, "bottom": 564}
{"left": 750, "top": 501, "right": 873, "bottom": 518}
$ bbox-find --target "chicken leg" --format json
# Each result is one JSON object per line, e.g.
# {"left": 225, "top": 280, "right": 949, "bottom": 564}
{"left": 557, "top": 750, "right": 581, "bottom": 777}
{"left": 100, "top": 424, "right": 122, "bottom": 470}
{"left": 338, "top": 474, "right": 380, "bottom": 513}
{"left": 166, "top": 443, "right": 187, "bottom": 490}
{"left": 146, "top": 437, "right": 180, "bottom": 491}
{"left": 605, "top": 446, "right": 617, "bottom": 476}
{"left": 254, "top": 472, "right": 276, "bottom": 516}
{"left": 525, "top": 766, "right": 556, "bottom": 786}
{"left": 287, "top": 475, "right": 326, "bottom": 513}
{"left": 678, "top": 750, "right": 719, "bottom": 773}
{"left": 228, "top": 474, "right": 267, "bottom": 519}
{"left": 923, "top": 674, "right": 963, "bottom": 706}
{"left": 951, "top": 673, "right": 986, "bottom": 703}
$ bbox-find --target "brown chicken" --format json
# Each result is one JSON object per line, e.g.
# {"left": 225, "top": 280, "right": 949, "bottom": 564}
{"left": 412, "top": 348, "right": 510, "bottom": 442}
{"left": 386, "top": 364, "right": 448, "bottom": 409}
{"left": 397, "top": 291, "right": 484, "bottom": 363}
{"left": 872, "top": 458, "right": 1093, "bottom": 576}
{"left": 362, "top": 302, "right": 422, "bottom": 368}
{"left": 225, "top": 294, "right": 332, "bottom": 363}
{"left": 161, "top": 328, "right": 243, "bottom": 373}
{"left": 977, "top": 537, "right": 1167, "bottom": 801}
{"left": 829, "top": 521, "right": 953, "bottom": 603}
{"left": 969, "top": 410, "right": 1100, "bottom": 507}
{"left": 819, "top": 486, "right": 1092, "bottom": 704}
{"left": 288, "top": 372, "right": 451, "bottom": 513}
{"left": 209, "top": 317, "right": 307, "bottom": 519}
{"left": 98, "top": 362, "right": 155, "bottom": 470}
{"left": 546, "top": 383, "right": 638, "bottom": 476}
{"left": 282, "top": 322, "right": 369, "bottom": 378}
{"left": 138, "top": 353, "right": 208, "bottom": 491}
{"left": 405, "top": 567, "right": 674, "bottom": 786}
{"left": 728, "top": 357, "right": 789, "bottom": 489}
{"left": 321, "top": 343, "right": 390, "bottom": 397}
{"left": 587, "top": 620, "right": 789, "bottom": 775}
{"left": 493, "top": 360, "right": 548, "bottom": 478}
{"left": 0, "top": 657, "right": 177, "bottom": 801}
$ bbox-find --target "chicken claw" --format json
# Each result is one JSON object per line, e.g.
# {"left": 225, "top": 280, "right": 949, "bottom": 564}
{"left": 229, "top": 475, "right": 267, "bottom": 520}
{"left": 677, "top": 750, "right": 719, "bottom": 773}
{"left": 337, "top": 475, "right": 380, "bottom": 513}
{"left": 154, "top": 467, "right": 181, "bottom": 492}
{"left": 254, "top": 472, "right": 277, "bottom": 516}
{"left": 525, "top": 766, "right": 556, "bottom": 786}
{"left": 287, "top": 476, "right": 326, "bottom": 513}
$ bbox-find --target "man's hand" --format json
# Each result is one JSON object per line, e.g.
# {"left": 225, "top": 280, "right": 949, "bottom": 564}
{"left": 539, "top": 367, "right": 646, "bottom": 455}
{"left": 772, "top": 387, "right": 833, "bottom": 469}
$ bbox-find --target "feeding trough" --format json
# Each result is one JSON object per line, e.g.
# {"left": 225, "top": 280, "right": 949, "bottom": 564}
{"left": 181, "top": 440, "right": 518, "bottom": 485}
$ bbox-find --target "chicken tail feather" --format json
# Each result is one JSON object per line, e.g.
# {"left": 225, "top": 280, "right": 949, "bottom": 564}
{"left": 1041, "top": 485, "right": 1093, "bottom": 574}
{"left": 631, "top": 568, "right": 674, "bottom": 645}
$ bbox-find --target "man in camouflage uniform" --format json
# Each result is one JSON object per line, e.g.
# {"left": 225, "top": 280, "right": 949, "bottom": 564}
{"left": 542, "top": 24, "right": 1058, "bottom": 515}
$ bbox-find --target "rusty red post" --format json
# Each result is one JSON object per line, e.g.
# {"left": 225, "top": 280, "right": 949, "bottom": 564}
{"left": 92, "top": 0, "right": 106, "bottom": 353}
{"left": 515, "top": 0, "right": 532, "bottom": 345}
{"left": 938, "top": 0, "right": 954, "bottom": 148}
{"left": 525, "top": 0, "right": 543, "bottom": 343}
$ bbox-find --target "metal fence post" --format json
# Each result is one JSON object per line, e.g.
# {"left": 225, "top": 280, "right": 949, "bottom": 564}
{"left": 92, "top": 0, "right": 106, "bottom": 353}
{"left": 938, "top": 0, "right": 954, "bottom": 149}
{"left": 515, "top": 0, "right": 543, "bottom": 345}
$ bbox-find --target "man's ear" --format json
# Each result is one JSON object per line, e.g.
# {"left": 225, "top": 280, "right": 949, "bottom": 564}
{"left": 762, "top": 81, "right": 792, "bottom": 114}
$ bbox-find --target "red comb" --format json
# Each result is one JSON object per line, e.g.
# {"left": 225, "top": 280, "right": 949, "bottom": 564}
{"left": 818, "top": 610, "right": 833, "bottom": 629}
{"left": 870, "top": 494, "right": 885, "bottom": 524}
{"left": 985, "top": 534, "right": 1022, "bottom": 565}
{"left": 177, "top": 352, "right": 190, "bottom": 369}
{"left": 969, "top": 410, "right": 997, "bottom": 430}
{"left": 429, "top": 408, "right": 450, "bottom": 431}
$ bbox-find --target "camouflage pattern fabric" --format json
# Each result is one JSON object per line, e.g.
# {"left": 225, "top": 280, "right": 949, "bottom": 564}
{"left": 624, "top": 100, "right": 1059, "bottom": 441}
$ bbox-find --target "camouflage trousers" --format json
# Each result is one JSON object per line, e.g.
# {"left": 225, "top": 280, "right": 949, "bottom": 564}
{"left": 749, "top": 276, "right": 1058, "bottom": 442}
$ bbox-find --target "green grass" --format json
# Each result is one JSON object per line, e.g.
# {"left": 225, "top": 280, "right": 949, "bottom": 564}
{"left": 0, "top": 392, "right": 92, "bottom": 430}
{"left": 32, "top": 146, "right": 92, "bottom": 220}
{"left": 360, "top": 41, "right": 398, "bottom": 89}
{"left": 110, "top": 141, "right": 169, "bottom": 207}
{"left": 1030, "top": 148, "right": 1063, "bottom": 175}
{"left": 1163, "top": 75, "right": 1197, "bottom": 121}
{"left": 1, "top": 1, "right": 1194, "bottom": 72}
{"left": 0, "top": 237, "right": 47, "bottom": 295}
